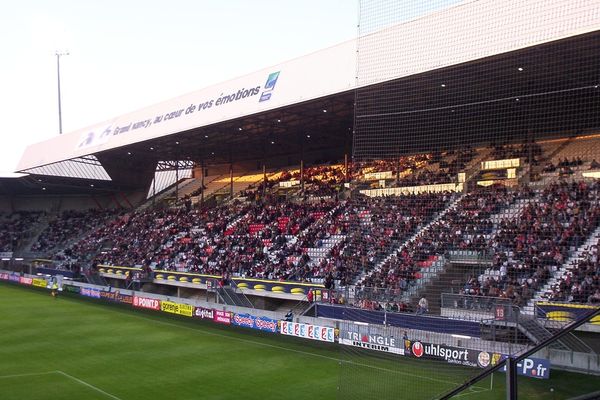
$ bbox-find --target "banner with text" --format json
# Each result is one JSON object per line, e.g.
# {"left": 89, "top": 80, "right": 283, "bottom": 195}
{"left": 161, "top": 300, "right": 193, "bottom": 317}
{"left": 133, "top": 296, "right": 161, "bottom": 310}
{"left": 213, "top": 310, "right": 232, "bottom": 325}
{"left": 279, "top": 321, "right": 335, "bottom": 343}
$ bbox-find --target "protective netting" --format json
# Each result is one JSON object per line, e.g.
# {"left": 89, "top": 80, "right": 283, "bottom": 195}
{"left": 338, "top": 0, "right": 600, "bottom": 398}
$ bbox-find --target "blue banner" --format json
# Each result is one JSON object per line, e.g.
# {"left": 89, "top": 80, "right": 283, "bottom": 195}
{"left": 500, "top": 356, "right": 551, "bottom": 379}
{"left": 315, "top": 304, "right": 481, "bottom": 338}
{"left": 536, "top": 302, "right": 600, "bottom": 325}
{"left": 80, "top": 287, "right": 101, "bottom": 298}
{"left": 232, "top": 313, "right": 278, "bottom": 333}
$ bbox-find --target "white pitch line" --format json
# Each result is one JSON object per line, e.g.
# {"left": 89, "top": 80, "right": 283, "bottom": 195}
{"left": 453, "top": 386, "right": 492, "bottom": 398}
{"left": 0, "top": 371, "right": 58, "bottom": 380}
{"left": 56, "top": 370, "right": 123, "bottom": 400}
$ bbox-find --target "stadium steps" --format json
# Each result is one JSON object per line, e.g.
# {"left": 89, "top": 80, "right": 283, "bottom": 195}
{"left": 524, "top": 225, "right": 600, "bottom": 314}
{"left": 86, "top": 273, "right": 107, "bottom": 286}
{"left": 462, "top": 147, "right": 493, "bottom": 183}
{"left": 516, "top": 316, "right": 594, "bottom": 352}
{"left": 18, "top": 214, "right": 51, "bottom": 254}
{"left": 406, "top": 261, "right": 474, "bottom": 315}
{"left": 217, "top": 286, "right": 254, "bottom": 308}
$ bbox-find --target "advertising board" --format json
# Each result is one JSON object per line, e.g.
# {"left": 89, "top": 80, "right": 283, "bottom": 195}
{"left": 339, "top": 330, "right": 404, "bottom": 355}
{"left": 32, "top": 278, "right": 48, "bottom": 288}
{"left": 133, "top": 296, "right": 161, "bottom": 310}
{"left": 213, "top": 310, "right": 232, "bottom": 325}
{"left": 194, "top": 307, "right": 215, "bottom": 320}
{"left": 279, "top": 321, "right": 335, "bottom": 343}
{"left": 232, "top": 313, "right": 278, "bottom": 333}
{"left": 161, "top": 300, "right": 193, "bottom": 317}
{"left": 100, "top": 290, "right": 133, "bottom": 304}
{"left": 80, "top": 287, "right": 102, "bottom": 298}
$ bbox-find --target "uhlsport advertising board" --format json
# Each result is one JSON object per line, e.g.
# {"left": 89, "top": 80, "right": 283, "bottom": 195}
{"left": 405, "top": 340, "right": 550, "bottom": 379}
{"left": 279, "top": 321, "right": 335, "bottom": 343}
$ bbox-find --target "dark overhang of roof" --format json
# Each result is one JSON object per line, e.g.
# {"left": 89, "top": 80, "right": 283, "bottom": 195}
{"left": 4, "top": 29, "right": 600, "bottom": 195}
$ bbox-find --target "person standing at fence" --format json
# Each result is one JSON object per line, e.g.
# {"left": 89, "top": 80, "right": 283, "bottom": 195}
{"left": 416, "top": 297, "right": 428, "bottom": 315}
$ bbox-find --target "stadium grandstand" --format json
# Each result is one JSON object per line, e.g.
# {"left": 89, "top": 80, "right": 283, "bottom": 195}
{"left": 2, "top": 1, "right": 600, "bottom": 399}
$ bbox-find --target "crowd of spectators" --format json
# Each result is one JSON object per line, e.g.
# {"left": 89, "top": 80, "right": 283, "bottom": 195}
{"left": 0, "top": 211, "right": 44, "bottom": 252}
{"left": 363, "top": 185, "right": 523, "bottom": 292}
{"left": 542, "top": 157, "right": 585, "bottom": 176}
{"left": 32, "top": 209, "right": 121, "bottom": 253}
{"left": 546, "top": 238, "right": 600, "bottom": 304}
{"left": 490, "top": 142, "right": 542, "bottom": 163}
{"left": 456, "top": 181, "right": 599, "bottom": 306}
{"left": 22, "top": 153, "right": 596, "bottom": 312}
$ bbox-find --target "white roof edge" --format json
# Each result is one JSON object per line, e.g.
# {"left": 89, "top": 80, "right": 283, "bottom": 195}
{"left": 16, "top": 0, "right": 600, "bottom": 172}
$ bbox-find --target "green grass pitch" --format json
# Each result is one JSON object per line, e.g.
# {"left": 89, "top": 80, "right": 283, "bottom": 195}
{"left": 1, "top": 282, "right": 598, "bottom": 399}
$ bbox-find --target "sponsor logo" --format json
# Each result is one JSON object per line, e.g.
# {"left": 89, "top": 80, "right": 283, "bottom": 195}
{"left": 161, "top": 300, "right": 193, "bottom": 317}
{"left": 230, "top": 313, "right": 277, "bottom": 333}
{"left": 259, "top": 71, "right": 280, "bottom": 102}
{"left": 279, "top": 321, "right": 335, "bottom": 343}
{"left": 501, "top": 356, "right": 551, "bottom": 379}
{"left": 194, "top": 307, "right": 214, "bottom": 320}
{"left": 32, "top": 278, "right": 48, "bottom": 288}
{"left": 0, "top": 273, "right": 9, "bottom": 280}
{"left": 408, "top": 341, "right": 477, "bottom": 367}
{"left": 255, "top": 316, "right": 278, "bottom": 333}
{"left": 133, "top": 296, "right": 161, "bottom": 310}
{"left": 63, "top": 285, "right": 81, "bottom": 294}
{"left": 537, "top": 302, "right": 600, "bottom": 326}
{"left": 339, "top": 338, "right": 404, "bottom": 355}
{"left": 81, "top": 287, "right": 101, "bottom": 298}
{"left": 19, "top": 277, "right": 33, "bottom": 285}
{"left": 100, "top": 290, "right": 132, "bottom": 304}
{"left": 346, "top": 332, "right": 397, "bottom": 347}
{"left": 213, "top": 310, "right": 232, "bottom": 325}
{"left": 233, "top": 313, "right": 255, "bottom": 329}
{"left": 9, "top": 274, "right": 20, "bottom": 282}
{"left": 412, "top": 341, "right": 424, "bottom": 358}
{"left": 478, "top": 351, "right": 490, "bottom": 368}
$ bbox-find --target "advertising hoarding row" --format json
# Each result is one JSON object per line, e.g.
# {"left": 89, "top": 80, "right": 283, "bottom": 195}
{"left": 1, "top": 274, "right": 551, "bottom": 379}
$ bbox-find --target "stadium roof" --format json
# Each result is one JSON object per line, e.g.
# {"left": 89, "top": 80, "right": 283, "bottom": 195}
{"left": 8, "top": 0, "right": 600, "bottom": 195}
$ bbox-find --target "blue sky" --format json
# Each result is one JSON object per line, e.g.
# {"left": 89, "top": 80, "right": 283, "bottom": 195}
{"left": 0, "top": 0, "right": 463, "bottom": 173}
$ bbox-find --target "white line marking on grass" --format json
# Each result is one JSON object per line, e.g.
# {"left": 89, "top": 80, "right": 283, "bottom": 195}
{"left": 452, "top": 383, "right": 493, "bottom": 398}
{"left": 56, "top": 371, "right": 123, "bottom": 400}
{"left": 0, "top": 371, "right": 123, "bottom": 400}
{"left": 122, "top": 311, "right": 483, "bottom": 388}
{"left": 0, "top": 371, "right": 58, "bottom": 379}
